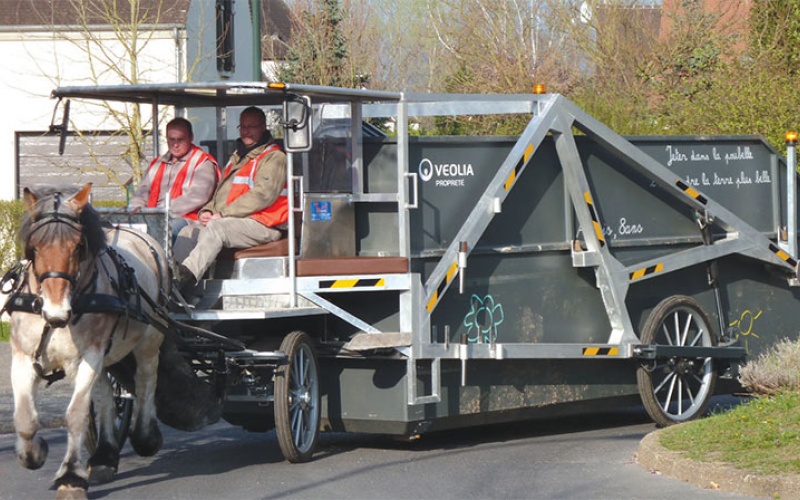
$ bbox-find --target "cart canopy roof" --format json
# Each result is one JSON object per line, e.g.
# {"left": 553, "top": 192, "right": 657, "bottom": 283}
{"left": 51, "top": 81, "right": 405, "bottom": 108}
{"left": 51, "top": 81, "right": 550, "bottom": 116}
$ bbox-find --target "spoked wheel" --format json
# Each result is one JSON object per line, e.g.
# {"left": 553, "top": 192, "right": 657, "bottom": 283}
{"left": 274, "top": 331, "right": 320, "bottom": 463}
{"left": 86, "top": 373, "right": 134, "bottom": 455}
{"left": 636, "top": 295, "right": 718, "bottom": 427}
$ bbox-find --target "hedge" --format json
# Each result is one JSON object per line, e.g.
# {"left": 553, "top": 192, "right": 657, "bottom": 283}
{"left": 0, "top": 200, "right": 24, "bottom": 274}
{"left": 0, "top": 198, "right": 128, "bottom": 275}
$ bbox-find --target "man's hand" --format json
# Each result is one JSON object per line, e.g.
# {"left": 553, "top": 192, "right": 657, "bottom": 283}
{"left": 198, "top": 210, "right": 221, "bottom": 226}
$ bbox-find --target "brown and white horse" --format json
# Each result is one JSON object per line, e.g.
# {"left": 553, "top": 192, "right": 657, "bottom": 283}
{"left": 7, "top": 183, "right": 167, "bottom": 499}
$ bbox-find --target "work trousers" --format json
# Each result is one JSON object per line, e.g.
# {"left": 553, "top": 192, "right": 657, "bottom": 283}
{"left": 173, "top": 217, "right": 282, "bottom": 280}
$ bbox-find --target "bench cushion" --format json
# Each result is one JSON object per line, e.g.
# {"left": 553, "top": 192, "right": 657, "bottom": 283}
{"left": 230, "top": 239, "right": 293, "bottom": 259}
{"left": 296, "top": 256, "right": 408, "bottom": 277}
{"left": 222, "top": 239, "right": 408, "bottom": 276}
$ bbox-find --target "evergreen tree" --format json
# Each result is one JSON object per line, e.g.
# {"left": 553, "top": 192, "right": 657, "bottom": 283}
{"left": 277, "top": 0, "right": 353, "bottom": 87}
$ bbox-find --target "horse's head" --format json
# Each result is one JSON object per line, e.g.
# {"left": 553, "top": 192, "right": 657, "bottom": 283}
{"left": 21, "top": 183, "right": 95, "bottom": 328}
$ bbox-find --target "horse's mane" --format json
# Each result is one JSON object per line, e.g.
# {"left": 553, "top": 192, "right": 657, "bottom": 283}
{"left": 20, "top": 185, "right": 108, "bottom": 258}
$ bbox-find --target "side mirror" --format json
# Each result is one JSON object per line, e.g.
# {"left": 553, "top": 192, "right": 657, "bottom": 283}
{"left": 283, "top": 95, "right": 312, "bottom": 152}
{"left": 49, "top": 98, "right": 70, "bottom": 155}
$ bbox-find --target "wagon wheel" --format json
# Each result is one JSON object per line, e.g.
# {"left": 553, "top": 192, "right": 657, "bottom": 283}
{"left": 86, "top": 373, "right": 134, "bottom": 455}
{"left": 636, "top": 295, "right": 717, "bottom": 427}
{"left": 274, "top": 331, "right": 320, "bottom": 463}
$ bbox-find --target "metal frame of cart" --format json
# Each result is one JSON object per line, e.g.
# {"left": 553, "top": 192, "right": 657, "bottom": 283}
{"left": 52, "top": 81, "right": 800, "bottom": 459}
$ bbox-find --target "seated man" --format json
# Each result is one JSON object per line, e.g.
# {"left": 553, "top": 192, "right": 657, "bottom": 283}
{"left": 128, "top": 117, "right": 219, "bottom": 240}
{"left": 172, "top": 106, "right": 287, "bottom": 293}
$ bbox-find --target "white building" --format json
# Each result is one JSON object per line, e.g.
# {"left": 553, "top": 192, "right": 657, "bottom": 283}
{"left": 0, "top": 0, "right": 290, "bottom": 201}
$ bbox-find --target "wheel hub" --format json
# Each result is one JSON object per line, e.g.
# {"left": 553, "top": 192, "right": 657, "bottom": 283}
{"left": 674, "top": 358, "right": 695, "bottom": 375}
{"left": 294, "top": 389, "right": 312, "bottom": 410}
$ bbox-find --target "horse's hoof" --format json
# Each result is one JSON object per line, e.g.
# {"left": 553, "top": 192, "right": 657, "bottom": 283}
{"left": 16, "top": 434, "right": 48, "bottom": 470}
{"left": 55, "top": 485, "right": 88, "bottom": 500}
{"left": 88, "top": 440, "right": 120, "bottom": 479}
{"left": 88, "top": 464, "right": 116, "bottom": 485}
{"left": 130, "top": 420, "right": 162, "bottom": 457}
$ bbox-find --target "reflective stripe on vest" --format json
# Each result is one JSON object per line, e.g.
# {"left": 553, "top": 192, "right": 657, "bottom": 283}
{"left": 146, "top": 145, "right": 219, "bottom": 220}
{"left": 223, "top": 144, "right": 288, "bottom": 227}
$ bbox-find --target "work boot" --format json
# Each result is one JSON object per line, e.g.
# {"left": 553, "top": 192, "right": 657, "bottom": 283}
{"left": 173, "top": 263, "right": 197, "bottom": 297}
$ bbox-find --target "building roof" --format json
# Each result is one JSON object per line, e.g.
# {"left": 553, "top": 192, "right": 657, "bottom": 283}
{"left": 0, "top": 0, "right": 191, "bottom": 28}
{"left": 0, "top": 0, "right": 292, "bottom": 59}
{"left": 261, "top": 0, "right": 292, "bottom": 60}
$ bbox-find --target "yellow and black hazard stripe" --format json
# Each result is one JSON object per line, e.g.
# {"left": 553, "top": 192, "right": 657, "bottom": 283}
{"left": 675, "top": 179, "right": 707, "bottom": 205}
{"left": 582, "top": 347, "right": 619, "bottom": 356}
{"left": 769, "top": 243, "right": 798, "bottom": 268}
{"left": 319, "top": 278, "right": 386, "bottom": 289}
{"left": 504, "top": 144, "right": 535, "bottom": 191}
{"left": 629, "top": 263, "right": 664, "bottom": 281}
{"left": 583, "top": 191, "right": 606, "bottom": 248}
{"left": 426, "top": 261, "right": 459, "bottom": 313}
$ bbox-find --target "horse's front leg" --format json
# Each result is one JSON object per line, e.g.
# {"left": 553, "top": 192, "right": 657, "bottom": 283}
{"left": 129, "top": 327, "right": 163, "bottom": 457}
{"left": 54, "top": 349, "right": 102, "bottom": 499}
{"left": 11, "top": 346, "right": 48, "bottom": 470}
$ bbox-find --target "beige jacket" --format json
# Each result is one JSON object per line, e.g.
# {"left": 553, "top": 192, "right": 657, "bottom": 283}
{"left": 201, "top": 140, "right": 287, "bottom": 220}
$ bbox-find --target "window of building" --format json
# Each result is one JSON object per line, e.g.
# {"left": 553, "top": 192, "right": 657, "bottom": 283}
{"left": 216, "top": 0, "right": 235, "bottom": 75}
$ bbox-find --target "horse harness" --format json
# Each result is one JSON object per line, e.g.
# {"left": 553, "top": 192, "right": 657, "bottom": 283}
{"left": 1, "top": 207, "right": 155, "bottom": 385}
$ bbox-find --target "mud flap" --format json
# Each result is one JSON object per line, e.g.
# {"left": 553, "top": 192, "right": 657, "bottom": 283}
{"left": 154, "top": 338, "right": 223, "bottom": 432}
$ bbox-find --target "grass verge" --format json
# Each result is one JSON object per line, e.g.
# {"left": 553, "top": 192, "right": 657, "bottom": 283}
{"left": 0, "top": 321, "right": 8, "bottom": 342}
{"left": 659, "top": 392, "right": 800, "bottom": 476}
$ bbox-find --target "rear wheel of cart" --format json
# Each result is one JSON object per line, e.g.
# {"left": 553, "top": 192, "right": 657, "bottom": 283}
{"left": 274, "top": 331, "right": 320, "bottom": 463}
{"left": 636, "top": 295, "right": 717, "bottom": 427}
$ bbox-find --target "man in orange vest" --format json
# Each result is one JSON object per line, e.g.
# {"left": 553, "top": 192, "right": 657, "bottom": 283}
{"left": 172, "top": 106, "right": 287, "bottom": 294}
{"left": 128, "top": 117, "right": 219, "bottom": 240}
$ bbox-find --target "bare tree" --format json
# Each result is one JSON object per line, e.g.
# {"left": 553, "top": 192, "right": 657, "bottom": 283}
{"left": 25, "top": 0, "right": 192, "bottom": 191}
{"left": 341, "top": 0, "right": 439, "bottom": 92}
{"left": 416, "top": 0, "right": 585, "bottom": 134}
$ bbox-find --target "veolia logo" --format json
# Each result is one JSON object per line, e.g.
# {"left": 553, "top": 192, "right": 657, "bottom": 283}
{"left": 419, "top": 158, "right": 434, "bottom": 182}
{"left": 418, "top": 157, "right": 474, "bottom": 187}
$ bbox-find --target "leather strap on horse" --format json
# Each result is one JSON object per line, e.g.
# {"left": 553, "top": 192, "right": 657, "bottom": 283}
{"left": 2, "top": 261, "right": 64, "bottom": 385}
{"left": 111, "top": 225, "right": 169, "bottom": 305}
{"left": 0, "top": 260, "right": 32, "bottom": 317}
{"left": 32, "top": 324, "right": 66, "bottom": 386}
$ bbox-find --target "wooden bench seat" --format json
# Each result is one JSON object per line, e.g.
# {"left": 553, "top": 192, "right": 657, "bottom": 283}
{"left": 232, "top": 239, "right": 292, "bottom": 259}
{"left": 219, "top": 239, "right": 409, "bottom": 277}
{"left": 296, "top": 256, "right": 408, "bottom": 276}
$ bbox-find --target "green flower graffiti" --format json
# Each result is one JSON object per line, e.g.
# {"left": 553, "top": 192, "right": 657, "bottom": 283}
{"left": 463, "top": 294, "right": 505, "bottom": 343}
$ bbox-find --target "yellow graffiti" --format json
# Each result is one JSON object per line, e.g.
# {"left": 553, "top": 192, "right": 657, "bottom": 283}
{"left": 729, "top": 309, "right": 763, "bottom": 353}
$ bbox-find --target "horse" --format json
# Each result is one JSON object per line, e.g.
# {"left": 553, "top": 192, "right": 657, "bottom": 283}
{"left": 5, "top": 183, "right": 167, "bottom": 499}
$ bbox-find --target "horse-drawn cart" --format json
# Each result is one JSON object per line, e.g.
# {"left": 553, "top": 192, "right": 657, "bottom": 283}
{"left": 48, "top": 82, "right": 800, "bottom": 465}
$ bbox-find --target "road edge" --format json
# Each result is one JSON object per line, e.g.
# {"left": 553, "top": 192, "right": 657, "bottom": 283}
{"left": 637, "top": 429, "right": 800, "bottom": 499}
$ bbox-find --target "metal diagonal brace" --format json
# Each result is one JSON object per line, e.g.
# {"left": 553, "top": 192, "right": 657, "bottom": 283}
{"left": 419, "top": 95, "right": 561, "bottom": 326}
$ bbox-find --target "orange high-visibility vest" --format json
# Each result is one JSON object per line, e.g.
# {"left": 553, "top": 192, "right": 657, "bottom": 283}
{"left": 223, "top": 144, "right": 287, "bottom": 227}
{"left": 146, "top": 145, "right": 219, "bottom": 220}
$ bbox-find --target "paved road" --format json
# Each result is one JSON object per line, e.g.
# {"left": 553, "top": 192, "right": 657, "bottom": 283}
{"left": 0, "top": 341, "right": 73, "bottom": 435}
{"left": 0, "top": 342, "right": 760, "bottom": 499}
{"left": 0, "top": 407, "right": 756, "bottom": 499}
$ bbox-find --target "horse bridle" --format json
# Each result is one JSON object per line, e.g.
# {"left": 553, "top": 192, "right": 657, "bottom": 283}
{"left": 26, "top": 205, "right": 86, "bottom": 292}
{"left": 22, "top": 198, "right": 88, "bottom": 384}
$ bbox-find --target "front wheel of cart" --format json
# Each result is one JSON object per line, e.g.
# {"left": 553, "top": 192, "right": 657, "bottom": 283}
{"left": 274, "top": 331, "right": 320, "bottom": 463}
{"left": 636, "top": 295, "right": 717, "bottom": 427}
